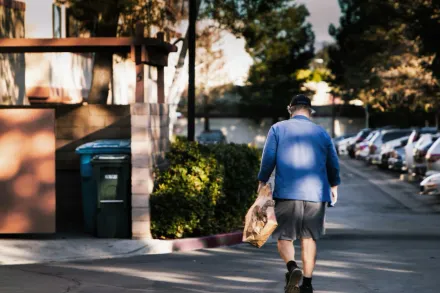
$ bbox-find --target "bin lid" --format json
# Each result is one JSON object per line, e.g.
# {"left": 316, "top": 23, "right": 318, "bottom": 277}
{"left": 75, "top": 140, "right": 131, "bottom": 155}
{"left": 92, "top": 154, "right": 130, "bottom": 163}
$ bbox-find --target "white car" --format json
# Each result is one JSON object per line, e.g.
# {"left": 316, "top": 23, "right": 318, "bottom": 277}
{"left": 337, "top": 137, "right": 355, "bottom": 156}
{"left": 405, "top": 128, "right": 438, "bottom": 175}
{"left": 420, "top": 173, "right": 440, "bottom": 195}
{"left": 426, "top": 137, "right": 440, "bottom": 176}
{"left": 368, "top": 129, "right": 412, "bottom": 165}
{"left": 411, "top": 134, "right": 440, "bottom": 177}
{"left": 356, "top": 131, "right": 379, "bottom": 160}
{"left": 375, "top": 136, "right": 409, "bottom": 168}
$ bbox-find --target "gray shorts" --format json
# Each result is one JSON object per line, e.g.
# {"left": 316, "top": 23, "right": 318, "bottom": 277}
{"left": 272, "top": 199, "right": 326, "bottom": 241}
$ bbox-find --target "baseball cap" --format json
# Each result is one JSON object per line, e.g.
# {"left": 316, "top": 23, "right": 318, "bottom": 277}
{"left": 289, "top": 94, "right": 316, "bottom": 114}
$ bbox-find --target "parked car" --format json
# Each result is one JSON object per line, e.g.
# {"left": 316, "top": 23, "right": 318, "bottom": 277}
{"left": 412, "top": 134, "right": 440, "bottom": 177}
{"left": 426, "top": 137, "right": 440, "bottom": 177}
{"left": 388, "top": 145, "right": 407, "bottom": 172}
{"left": 420, "top": 173, "right": 440, "bottom": 195}
{"left": 356, "top": 130, "right": 379, "bottom": 161}
{"left": 334, "top": 134, "right": 356, "bottom": 155}
{"left": 347, "top": 129, "right": 372, "bottom": 158}
{"left": 197, "top": 130, "right": 227, "bottom": 145}
{"left": 405, "top": 128, "right": 438, "bottom": 175}
{"left": 375, "top": 136, "right": 409, "bottom": 169}
{"left": 367, "top": 129, "right": 413, "bottom": 165}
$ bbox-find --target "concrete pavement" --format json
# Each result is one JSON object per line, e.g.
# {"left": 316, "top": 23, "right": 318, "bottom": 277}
{"left": 2, "top": 157, "right": 440, "bottom": 292}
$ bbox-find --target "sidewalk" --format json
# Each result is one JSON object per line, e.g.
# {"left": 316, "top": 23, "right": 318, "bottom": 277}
{"left": 0, "top": 231, "right": 243, "bottom": 265}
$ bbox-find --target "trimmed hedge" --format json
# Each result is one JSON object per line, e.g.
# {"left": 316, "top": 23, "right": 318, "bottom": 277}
{"left": 150, "top": 138, "right": 260, "bottom": 239}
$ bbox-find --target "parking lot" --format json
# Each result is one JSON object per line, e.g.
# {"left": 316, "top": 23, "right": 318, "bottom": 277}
{"left": 340, "top": 157, "right": 440, "bottom": 213}
{"left": 335, "top": 127, "right": 440, "bottom": 200}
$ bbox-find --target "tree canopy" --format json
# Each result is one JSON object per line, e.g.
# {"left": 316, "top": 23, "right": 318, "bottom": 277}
{"left": 204, "top": 1, "right": 315, "bottom": 119}
{"left": 328, "top": 0, "right": 440, "bottom": 113}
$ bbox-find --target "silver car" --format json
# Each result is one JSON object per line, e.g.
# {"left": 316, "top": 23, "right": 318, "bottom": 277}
{"left": 412, "top": 134, "right": 440, "bottom": 177}
{"left": 367, "top": 129, "right": 413, "bottom": 165}
{"left": 426, "top": 137, "right": 440, "bottom": 176}
{"left": 376, "top": 136, "right": 409, "bottom": 169}
{"left": 405, "top": 128, "right": 438, "bottom": 175}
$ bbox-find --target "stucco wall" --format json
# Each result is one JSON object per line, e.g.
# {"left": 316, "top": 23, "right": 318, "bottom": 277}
{"left": 24, "top": 0, "right": 93, "bottom": 104}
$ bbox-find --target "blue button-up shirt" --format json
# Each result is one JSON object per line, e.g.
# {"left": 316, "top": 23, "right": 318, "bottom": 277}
{"left": 258, "top": 115, "right": 341, "bottom": 202}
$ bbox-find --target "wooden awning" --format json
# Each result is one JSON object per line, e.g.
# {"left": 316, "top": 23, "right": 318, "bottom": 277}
{"left": 0, "top": 36, "right": 178, "bottom": 67}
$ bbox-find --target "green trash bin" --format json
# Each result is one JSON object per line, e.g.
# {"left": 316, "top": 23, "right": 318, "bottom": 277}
{"left": 75, "top": 140, "right": 131, "bottom": 235}
{"left": 92, "top": 154, "right": 131, "bottom": 238}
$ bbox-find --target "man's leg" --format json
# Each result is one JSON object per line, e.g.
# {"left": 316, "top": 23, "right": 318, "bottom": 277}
{"left": 279, "top": 240, "right": 302, "bottom": 292}
{"left": 299, "top": 201, "right": 325, "bottom": 292}
{"left": 278, "top": 240, "right": 295, "bottom": 263}
{"left": 301, "top": 238, "right": 317, "bottom": 278}
{"left": 273, "top": 199, "right": 303, "bottom": 292}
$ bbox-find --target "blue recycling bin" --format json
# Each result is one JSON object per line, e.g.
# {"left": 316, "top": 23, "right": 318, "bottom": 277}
{"left": 75, "top": 140, "right": 131, "bottom": 235}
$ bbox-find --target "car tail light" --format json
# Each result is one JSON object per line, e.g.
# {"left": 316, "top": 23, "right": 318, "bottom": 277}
{"left": 427, "top": 154, "right": 440, "bottom": 163}
{"left": 360, "top": 145, "right": 367, "bottom": 150}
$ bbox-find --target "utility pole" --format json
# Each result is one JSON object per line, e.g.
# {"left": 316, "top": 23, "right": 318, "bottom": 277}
{"left": 188, "top": 0, "right": 196, "bottom": 141}
{"left": 365, "top": 103, "right": 370, "bottom": 129}
{"left": 331, "top": 93, "right": 336, "bottom": 138}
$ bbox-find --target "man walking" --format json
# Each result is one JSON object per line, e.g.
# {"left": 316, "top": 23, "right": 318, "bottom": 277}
{"left": 258, "top": 95, "right": 340, "bottom": 293}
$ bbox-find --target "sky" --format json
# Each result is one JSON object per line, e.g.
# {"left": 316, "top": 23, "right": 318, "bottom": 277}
{"left": 297, "top": 0, "right": 342, "bottom": 49}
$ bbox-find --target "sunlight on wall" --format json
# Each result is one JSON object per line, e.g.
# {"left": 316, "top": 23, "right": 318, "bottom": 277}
{"left": 0, "top": 109, "right": 56, "bottom": 233}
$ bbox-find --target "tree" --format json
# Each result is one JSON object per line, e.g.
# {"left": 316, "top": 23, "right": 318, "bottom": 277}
{"left": 408, "top": 0, "right": 440, "bottom": 126}
{"left": 202, "top": 1, "right": 315, "bottom": 120}
{"left": 62, "top": 0, "right": 183, "bottom": 104}
{"left": 245, "top": 4, "right": 315, "bottom": 120}
{"left": 328, "top": 0, "right": 439, "bottom": 119}
{"left": 202, "top": 0, "right": 292, "bottom": 35}
{"left": 196, "top": 25, "right": 227, "bottom": 131}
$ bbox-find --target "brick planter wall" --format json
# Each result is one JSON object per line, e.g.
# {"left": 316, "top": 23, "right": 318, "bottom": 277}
{"left": 130, "top": 103, "right": 170, "bottom": 239}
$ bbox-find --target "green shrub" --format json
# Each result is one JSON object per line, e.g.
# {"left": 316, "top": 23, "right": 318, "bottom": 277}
{"left": 150, "top": 139, "right": 261, "bottom": 239}
{"left": 150, "top": 139, "right": 224, "bottom": 239}
{"left": 206, "top": 143, "right": 261, "bottom": 233}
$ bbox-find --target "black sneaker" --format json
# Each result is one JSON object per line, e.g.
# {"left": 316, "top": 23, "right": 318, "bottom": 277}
{"left": 284, "top": 267, "right": 303, "bottom": 293}
{"left": 300, "top": 285, "right": 314, "bottom": 293}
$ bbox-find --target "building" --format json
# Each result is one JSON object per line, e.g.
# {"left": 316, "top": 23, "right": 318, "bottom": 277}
{"left": 0, "top": 0, "right": 188, "bottom": 105}
{"left": 0, "top": 0, "right": 184, "bottom": 239}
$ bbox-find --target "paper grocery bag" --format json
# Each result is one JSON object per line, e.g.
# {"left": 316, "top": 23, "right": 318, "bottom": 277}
{"left": 242, "top": 184, "right": 278, "bottom": 248}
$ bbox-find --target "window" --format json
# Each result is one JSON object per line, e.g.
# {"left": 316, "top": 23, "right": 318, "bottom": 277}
{"left": 382, "top": 131, "right": 412, "bottom": 143}
{"left": 53, "top": 4, "right": 62, "bottom": 38}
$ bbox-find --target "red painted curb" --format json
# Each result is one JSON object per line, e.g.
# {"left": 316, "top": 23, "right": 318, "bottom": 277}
{"left": 171, "top": 231, "right": 243, "bottom": 252}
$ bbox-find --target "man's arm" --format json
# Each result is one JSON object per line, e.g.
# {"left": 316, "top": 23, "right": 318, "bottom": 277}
{"left": 326, "top": 137, "right": 341, "bottom": 205}
{"left": 258, "top": 126, "right": 278, "bottom": 184}
{"left": 326, "top": 136, "right": 341, "bottom": 188}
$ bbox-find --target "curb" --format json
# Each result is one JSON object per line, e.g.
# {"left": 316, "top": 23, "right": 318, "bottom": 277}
{"left": 170, "top": 231, "right": 243, "bottom": 252}
{"left": 0, "top": 232, "right": 245, "bottom": 266}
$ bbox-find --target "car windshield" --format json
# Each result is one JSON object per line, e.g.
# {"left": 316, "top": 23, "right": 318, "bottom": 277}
{"left": 199, "top": 131, "right": 223, "bottom": 141}
{"left": 382, "top": 131, "right": 412, "bottom": 143}
{"left": 370, "top": 132, "right": 380, "bottom": 143}
{"left": 365, "top": 132, "right": 376, "bottom": 142}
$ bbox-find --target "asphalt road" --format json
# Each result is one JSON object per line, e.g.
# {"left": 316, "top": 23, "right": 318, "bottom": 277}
{"left": 2, "top": 158, "right": 440, "bottom": 293}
